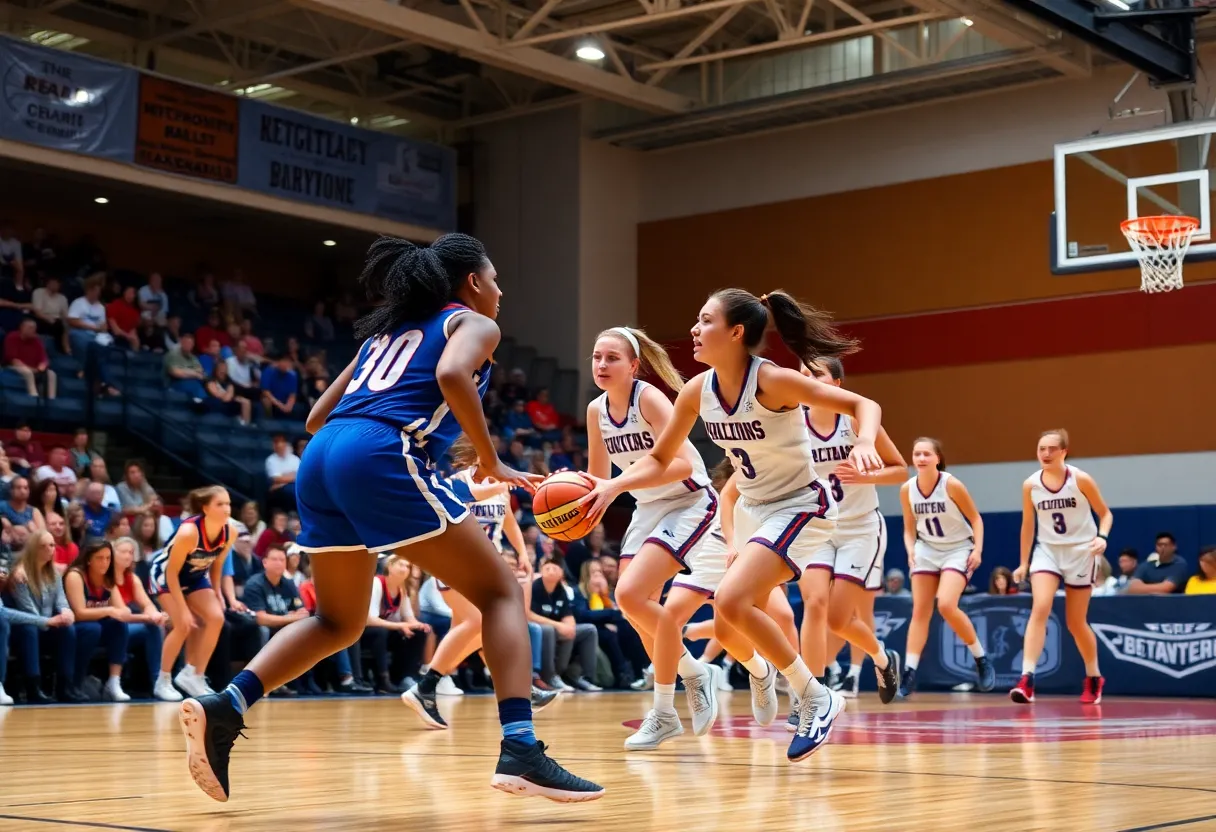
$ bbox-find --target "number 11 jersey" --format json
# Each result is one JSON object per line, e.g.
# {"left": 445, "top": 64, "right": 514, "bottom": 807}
{"left": 908, "top": 471, "right": 973, "bottom": 550}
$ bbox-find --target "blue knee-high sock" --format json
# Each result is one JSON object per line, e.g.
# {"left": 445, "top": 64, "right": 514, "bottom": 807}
{"left": 498, "top": 697, "right": 535, "bottom": 746}
{"left": 224, "top": 670, "right": 265, "bottom": 715}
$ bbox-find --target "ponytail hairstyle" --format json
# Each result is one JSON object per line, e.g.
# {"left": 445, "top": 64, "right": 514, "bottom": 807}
{"left": 449, "top": 435, "right": 478, "bottom": 471}
{"left": 354, "top": 233, "right": 489, "bottom": 340}
{"left": 710, "top": 456, "right": 735, "bottom": 492}
{"left": 913, "top": 436, "right": 946, "bottom": 471}
{"left": 187, "top": 485, "right": 227, "bottom": 515}
{"left": 1039, "top": 428, "right": 1070, "bottom": 457}
{"left": 598, "top": 326, "right": 685, "bottom": 392}
{"left": 710, "top": 288, "right": 859, "bottom": 366}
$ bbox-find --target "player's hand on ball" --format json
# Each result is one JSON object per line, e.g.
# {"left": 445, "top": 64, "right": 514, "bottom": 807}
{"left": 475, "top": 458, "right": 543, "bottom": 493}
{"left": 1012, "top": 564, "right": 1028, "bottom": 583}
{"left": 1090, "top": 536, "right": 1108, "bottom": 556}
{"left": 848, "top": 440, "right": 882, "bottom": 474}
{"left": 579, "top": 478, "right": 622, "bottom": 524}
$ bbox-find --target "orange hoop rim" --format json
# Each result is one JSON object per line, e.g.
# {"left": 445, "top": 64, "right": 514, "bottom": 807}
{"left": 1121, "top": 215, "right": 1199, "bottom": 244}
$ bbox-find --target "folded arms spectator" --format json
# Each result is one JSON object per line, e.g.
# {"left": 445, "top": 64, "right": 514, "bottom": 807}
{"left": 106, "top": 285, "right": 141, "bottom": 351}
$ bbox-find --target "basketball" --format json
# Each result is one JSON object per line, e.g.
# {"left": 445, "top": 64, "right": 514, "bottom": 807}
{"left": 533, "top": 472, "right": 597, "bottom": 542}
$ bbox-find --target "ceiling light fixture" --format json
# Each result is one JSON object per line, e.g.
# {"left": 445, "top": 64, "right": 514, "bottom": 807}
{"left": 323, "top": 240, "right": 336, "bottom": 247}
{"left": 576, "top": 43, "right": 606, "bottom": 62}
{"left": 94, "top": 197, "right": 109, "bottom": 204}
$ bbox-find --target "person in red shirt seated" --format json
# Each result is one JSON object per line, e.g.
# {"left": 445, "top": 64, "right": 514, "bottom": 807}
{"left": 48, "top": 511, "right": 78, "bottom": 575}
{"left": 3, "top": 317, "right": 56, "bottom": 398}
{"left": 526, "top": 388, "right": 562, "bottom": 437}
{"left": 105, "top": 285, "right": 141, "bottom": 350}
{"left": 195, "top": 308, "right": 232, "bottom": 351}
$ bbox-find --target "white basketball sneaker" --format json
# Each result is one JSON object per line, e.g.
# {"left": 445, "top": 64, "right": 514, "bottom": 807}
{"left": 683, "top": 665, "right": 719, "bottom": 736}
{"left": 435, "top": 676, "right": 464, "bottom": 696}
{"left": 624, "top": 710, "right": 684, "bottom": 750}
{"left": 748, "top": 660, "right": 779, "bottom": 726}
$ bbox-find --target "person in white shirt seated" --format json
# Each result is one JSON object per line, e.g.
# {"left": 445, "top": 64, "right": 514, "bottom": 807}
{"left": 265, "top": 434, "right": 300, "bottom": 512}
{"left": 137, "top": 272, "right": 170, "bottom": 326}
{"left": 225, "top": 339, "right": 260, "bottom": 401}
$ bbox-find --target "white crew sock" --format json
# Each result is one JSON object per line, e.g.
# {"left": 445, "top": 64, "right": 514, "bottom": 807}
{"left": 906, "top": 653, "right": 920, "bottom": 671}
{"left": 1022, "top": 659, "right": 1037, "bottom": 676}
{"left": 740, "top": 652, "right": 768, "bottom": 678}
{"left": 967, "top": 641, "right": 986, "bottom": 659}
{"left": 158, "top": 671, "right": 173, "bottom": 685}
{"left": 182, "top": 664, "right": 198, "bottom": 678}
{"left": 678, "top": 650, "right": 706, "bottom": 681}
{"left": 1084, "top": 659, "right": 1101, "bottom": 677}
{"left": 846, "top": 663, "right": 862, "bottom": 680}
{"left": 781, "top": 657, "right": 826, "bottom": 704}
{"left": 654, "top": 683, "right": 677, "bottom": 716}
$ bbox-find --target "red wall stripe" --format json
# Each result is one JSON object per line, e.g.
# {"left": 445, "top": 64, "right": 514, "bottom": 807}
{"left": 659, "top": 283, "right": 1216, "bottom": 380}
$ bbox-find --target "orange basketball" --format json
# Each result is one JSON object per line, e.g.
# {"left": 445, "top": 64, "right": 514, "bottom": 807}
{"left": 533, "top": 472, "right": 597, "bottom": 542}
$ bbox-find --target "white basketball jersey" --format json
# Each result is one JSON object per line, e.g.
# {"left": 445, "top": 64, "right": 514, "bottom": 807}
{"left": 595, "top": 379, "right": 711, "bottom": 503}
{"left": 451, "top": 469, "right": 511, "bottom": 552}
{"left": 908, "top": 472, "right": 973, "bottom": 550}
{"left": 805, "top": 410, "right": 878, "bottom": 521}
{"left": 1027, "top": 465, "right": 1097, "bottom": 546}
{"left": 701, "top": 356, "right": 819, "bottom": 502}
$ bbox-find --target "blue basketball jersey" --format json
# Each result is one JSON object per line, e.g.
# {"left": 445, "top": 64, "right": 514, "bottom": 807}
{"left": 327, "top": 303, "right": 491, "bottom": 463}
{"left": 148, "top": 514, "right": 231, "bottom": 595}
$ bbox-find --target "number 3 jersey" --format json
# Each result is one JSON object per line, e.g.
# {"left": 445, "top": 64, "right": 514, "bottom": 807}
{"left": 327, "top": 303, "right": 491, "bottom": 464}
{"left": 1026, "top": 464, "right": 1096, "bottom": 546}
{"left": 805, "top": 411, "right": 878, "bottom": 522}
{"left": 700, "top": 355, "right": 821, "bottom": 503}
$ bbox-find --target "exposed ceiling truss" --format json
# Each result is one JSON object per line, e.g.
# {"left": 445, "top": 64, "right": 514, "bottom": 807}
{"left": 3, "top": 0, "right": 1216, "bottom": 149}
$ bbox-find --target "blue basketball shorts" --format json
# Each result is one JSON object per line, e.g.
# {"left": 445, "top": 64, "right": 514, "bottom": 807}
{"left": 147, "top": 558, "right": 213, "bottom": 596}
{"left": 296, "top": 419, "right": 469, "bottom": 553}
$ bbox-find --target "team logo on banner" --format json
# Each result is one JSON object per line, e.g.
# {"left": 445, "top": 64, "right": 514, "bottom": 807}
{"left": 1092, "top": 622, "right": 1216, "bottom": 679}
{"left": 872, "top": 610, "right": 907, "bottom": 641}
{"left": 940, "top": 605, "right": 1061, "bottom": 687}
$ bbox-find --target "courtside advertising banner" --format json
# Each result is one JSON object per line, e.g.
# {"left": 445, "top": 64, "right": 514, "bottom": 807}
{"left": 0, "top": 36, "right": 138, "bottom": 161}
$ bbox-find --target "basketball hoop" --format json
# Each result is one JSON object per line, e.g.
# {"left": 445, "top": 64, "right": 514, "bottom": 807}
{"left": 1120, "top": 215, "right": 1198, "bottom": 293}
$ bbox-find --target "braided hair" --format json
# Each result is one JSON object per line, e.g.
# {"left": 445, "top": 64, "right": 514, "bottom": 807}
{"left": 354, "top": 233, "right": 489, "bottom": 340}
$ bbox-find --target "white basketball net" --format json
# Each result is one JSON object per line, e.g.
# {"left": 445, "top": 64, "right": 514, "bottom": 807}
{"left": 1120, "top": 215, "right": 1197, "bottom": 293}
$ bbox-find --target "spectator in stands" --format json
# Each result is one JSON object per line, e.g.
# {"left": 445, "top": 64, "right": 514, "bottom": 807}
{"left": 69, "top": 428, "right": 97, "bottom": 475}
{"left": 284, "top": 545, "right": 306, "bottom": 587}
{"left": 1114, "top": 548, "right": 1139, "bottom": 593}
{"left": 1, "top": 476, "right": 45, "bottom": 545}
{"left": 33, "top": 479, "right": 65, "bottom": 527}
{"left": 133, "top": 512, "right": 162, "bottom": 560}
{"left": 884, "top": 568, "right": 910, "bottom": 597}
{"left": 527, "top": 388, "right": 561, "bottom": 436}
{"left": 161, "top": 314, "right": 183, "bottom": 352}
{"left": 34, "top": 447, "right": 77, "bottom": 494}
{"left": 117, "top": 461, "right": 158, "bottom": 513}
{"left": 80, "top": 482, "right": 113, "bottom": 545}
{"left": 106, "top": 285, "right": 142, "bottom": 351}
{"left": 284, "top": 337, "right": 306, "bottom": 376}
{"left": 136, "top": 317, "right": 163, "bottom": 353}
{"left": 111, "top": 536, "right": 169, "bottom": 697}
{"left": 31, "top": 274, "right": 70, "bottom": 354}
{"left": 63, "top": 541, "right": 132, "bottom": 702}
{"left": 500, "top": 367, "right": 528, "bottom": 405}
{"left": 3, "top": 317, "right": 57, "bottom": 399}
{"left": 0, "top": 447, "right": 16, "bottom": 500}
{"left": 1186, "top": 546, "right": 1216, "bottom": 594}
{"left": 254, "top": 509, "right": 292, "bottom": 558}
{"left": 417, "top": 574, "right": 453, "bottom": 658}
{"left": 164, "top": 332, "right": 208, "bottom": 402}
{"left": 222, "top": 269, "right": 257, "bottom": 317}
{"left": 65, "top": 502, "right": 86, "bottom": 546}
{"left": 265, "top": 434, "right": 300, "bottom": 511}
{"left": 334, "top": 292, "right": 358, "bottom": 326}
{"left": 66, "top": 275, "right": 111, "bottom": 357}
{"left": 7, "top": 424, "right": 44, "bottom": 478}
{"left": 188, "top": 272, "right": 220, "bottom": 315}
{"left": 195, "top": 308, "right": 231, "bottom": 351}
{"left": 138, "top": 272, "right": 170, "bottom": 325}
{"left": 0, "top": 258, "right": 33, "bottom": 334}
{"left": 573, "top": 560, "right": 628, "bottom": 688}
{"left": 148, "top": 496, "right": 176, "bottom": 542}
{"left": 237, "top": 501, "right": 265, "bottom": 539}
{"left": 529, "top": 553, "right": 600, "bottom": 692}
{"left": 1126, "top": 532, "right": 1189, "bottom": 594}
{"left": 502, "top": 400, "right": 536, "bottom": 443}
{"left": 226, "top": 339, "right": 260, "bottom": 401}
{"left": 598, "top": 552, "right": 620, "bottom": 596}
{"left": 226, "top": 528, "right": 262, "bottom": 593}
{"left": 260, "top": 353, "right": 300, "bottom": 419}
{"left": 243, "top": 544, "right": 308, "bottom": 651}
{"left": 88, "top": 458, "right": 121, "bottom": 511}
{"left": 7, "top": 530, "right": 83, "bottom": 702}
{"left": 304, "top": 301, "right": 335, "bottom": 342}
{"left": 361, "top": 553, "right": 429, "bottom": 694}
{"left": 302, "top": 356, "right": 330, "bottom": 408}
{"left": 104, "top": 514, "right": 130, "bottom": 543}
{"left": 206, "top": 361, "right": 251, "bottom": 425}
{"left": 988, "top": 567, "right": 1017, "bottom": 595}
{"left": 198, "top": 338, "right": 223, "bottom": 376}
{"left": 48, "top": 511, "right": 76, "bottom": 574}
{"left": 239, "top": 318, "right": 264, "bottom": 360}
{"left": 563, "top": 524, "right": 611, "bottom": 583}
{"left": 22, "top": 227, "right": 55, "bottom": 274}
{"left": 0, "top": 223, "right": 22, "bottom": 281}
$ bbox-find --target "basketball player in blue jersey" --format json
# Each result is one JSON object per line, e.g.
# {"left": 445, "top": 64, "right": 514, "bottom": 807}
{"left": 1011, "top": 429, "right": 1112, "bottom": 705}
{"left": 583, "top": 289, "right": 893, "bottom": 763}
{"left": 403, "top": 437, "right": 559, "bottom": 729}
{"left": 584, "top": 325, "right": 733, "bottom": 750}
{"left": 898, "top": 438, "right": 995, "bottom": 697}
{"left": 147, "top": 486, "right": 235, "bottom": 703}
{"left": 796, "top": 358, "right": 906, "bottom": 718}
{"left": 178, "top": 234, "right": 603, "bottom": 804}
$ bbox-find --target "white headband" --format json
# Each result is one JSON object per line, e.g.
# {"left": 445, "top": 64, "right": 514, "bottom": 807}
{"left": 610, "top": 327, "right": 641, "bottom": 356}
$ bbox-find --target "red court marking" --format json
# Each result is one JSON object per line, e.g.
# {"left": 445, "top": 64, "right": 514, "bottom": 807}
{"left": 624, "top": 699, "right": 1216, "bottom": 745}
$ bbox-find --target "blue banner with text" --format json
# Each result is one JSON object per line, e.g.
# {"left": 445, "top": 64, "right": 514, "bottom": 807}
{"left": 0, "top": 37, "right": 138, "bottom": 161}
{"left": 855, "top": 595, "right": 1216, "bottom": 698}
{"left": 237, "top": 101, "right": 456, "bottom": 231}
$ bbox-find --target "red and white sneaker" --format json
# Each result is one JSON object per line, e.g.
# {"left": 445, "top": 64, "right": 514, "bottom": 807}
{"left": 1080, "top": 676, "right": 1104, "bottom": 704}
{"left": 1010, "top": 674, "right": 1035, "bottom": 704}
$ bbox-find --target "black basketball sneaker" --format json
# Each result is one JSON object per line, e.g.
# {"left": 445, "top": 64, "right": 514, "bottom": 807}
{"left": 491, "top": 739, "right": 605, "bottom": 802}
{"left": 179, "top": 693, "right": 247, "bottom": 802}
